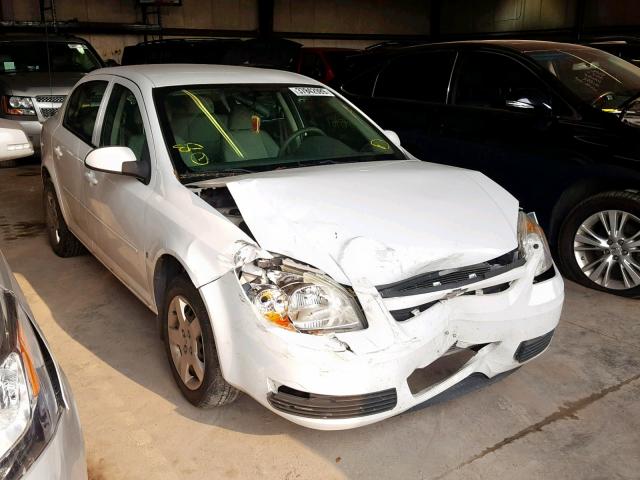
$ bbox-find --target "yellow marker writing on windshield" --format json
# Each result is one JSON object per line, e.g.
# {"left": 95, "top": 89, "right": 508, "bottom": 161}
{"left": 181, "top": 90, "right": 244, "bottom": 159}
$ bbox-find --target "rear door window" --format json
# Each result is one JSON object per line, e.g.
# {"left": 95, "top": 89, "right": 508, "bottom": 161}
{"left": 374, "top": 51, "right": 456, "bottom": 103}
{"left": 63, "top": 80, "right": 108, "bottom": 144}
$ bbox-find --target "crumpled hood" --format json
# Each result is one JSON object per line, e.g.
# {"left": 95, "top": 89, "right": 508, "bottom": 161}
{"left": 0, "top": 72, "right": 84, "bottom": 96}
{"left": 225, "top": 160, "right": 519, "bottom": 287}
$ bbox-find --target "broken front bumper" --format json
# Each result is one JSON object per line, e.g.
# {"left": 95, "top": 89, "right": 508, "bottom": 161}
{"left": 199, "top": 253, "right": 564, "bottom": 430}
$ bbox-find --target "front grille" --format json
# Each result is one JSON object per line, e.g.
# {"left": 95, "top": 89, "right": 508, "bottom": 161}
{"left": 267, "top": 386, "right": 397, "bottom": 419}
{"left": 377, "top": 248, "right": 523, "bottom": 298}
{"left": 514, "top": 330, "right": 555, "bottom": 363}
{"left": 36, "top": 95, "right": 65, "bottom": 103}
{"left": 39, "top": 107, "right": 59, "bottom": 118}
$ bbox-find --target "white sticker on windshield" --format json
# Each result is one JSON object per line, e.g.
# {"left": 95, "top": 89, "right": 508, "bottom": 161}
{"left": 289, "top": 87, "right": 334, "bottom": 97}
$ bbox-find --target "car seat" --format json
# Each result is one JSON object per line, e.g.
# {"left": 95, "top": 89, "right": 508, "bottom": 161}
{"left": 223, "top": 106, "right": 278, "bottom": 162}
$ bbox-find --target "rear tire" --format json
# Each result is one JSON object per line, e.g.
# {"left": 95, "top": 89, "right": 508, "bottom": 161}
{"left": 557, "top": 191, "right": 640, "bottom": 298}
{"left": 162, "top": 275, "right": 239, "bottom": 407}
{"left": 43, "top": 181, "right": 84, "bottom": 257}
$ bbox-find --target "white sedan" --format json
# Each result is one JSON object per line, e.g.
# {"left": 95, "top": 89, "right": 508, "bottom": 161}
{"left": 41, "top": 65, "right": 564, "bottom": 430}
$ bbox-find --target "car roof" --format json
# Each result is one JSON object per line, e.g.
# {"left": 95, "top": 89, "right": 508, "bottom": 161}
{"left": 371, "top": 39, "right": 603, "bottom": 55}
{"left": 92, "top": 64, "right": 322, "bottom": 88}
{"left": 0, "top": 34, "right": 89, "bottom": 44}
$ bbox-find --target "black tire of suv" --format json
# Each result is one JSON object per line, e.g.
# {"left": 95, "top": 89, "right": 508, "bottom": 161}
{"left": 557, "top": 190, "right": 640, "bottom": 298}
{"left": 162, "top": 275, "right": 239, "bottom": 408}
{"left": 43, "top": 181, "right": 85, "bottom": 257}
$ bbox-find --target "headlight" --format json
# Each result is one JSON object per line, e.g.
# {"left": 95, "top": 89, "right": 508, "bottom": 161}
{"left": 1, "top": 96, "right": 36, "bottom": 116}
{"left": 239, "top": 256, "right": 366, "bottom": 334}
{"left": 518, "top": 211, "right": 554, "bottom": 277}
{"left": 0, "top": 289, "right": 62, "bottom": 478}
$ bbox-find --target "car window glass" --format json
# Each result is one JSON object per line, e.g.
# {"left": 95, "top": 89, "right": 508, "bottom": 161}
{"left": 156, "top": 85, "right": 404, "bottom": 176}
{"left": 100, "top": 83, "right": 149, "bottom": 162}
{"left": 454, "top": 52, "right": 545, "bottom": 109}
{"left": 300, "top": 52, "right": 326, "bottom": 81}
{"left": 374, "top": 51, "right": 456, "bottom": 103}
{"left": 63, "top": 80, "right": 107, "bottom": 144}
{"left": 341, "top": 67, "right": 379, "bottom": 97}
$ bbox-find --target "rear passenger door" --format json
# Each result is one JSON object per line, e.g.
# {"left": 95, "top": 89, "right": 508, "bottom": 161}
{"left": 85, "top": 79, "right": 155, "bottom": 304}
{"left": 345, "top": 50, "right": 457, "bottom": 161}
{"left": 53, "top": 79, "right": 108, "bottom": 243}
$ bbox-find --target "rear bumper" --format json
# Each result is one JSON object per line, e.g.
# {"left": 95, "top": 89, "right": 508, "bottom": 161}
{"left": 200, "top": 252, "right": 564, "bottom": 430}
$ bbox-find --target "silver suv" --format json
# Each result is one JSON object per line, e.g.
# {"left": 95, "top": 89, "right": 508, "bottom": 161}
{"left": 0, "top": 35, "right": 103, "bottom": 155}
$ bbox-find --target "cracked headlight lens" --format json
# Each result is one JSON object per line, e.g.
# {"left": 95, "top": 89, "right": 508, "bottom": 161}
{"left": 518, "top": 211, "right": 554, "bottom": 277}
{"left": 242, "top": 258, "right": 365, "bottom": 334}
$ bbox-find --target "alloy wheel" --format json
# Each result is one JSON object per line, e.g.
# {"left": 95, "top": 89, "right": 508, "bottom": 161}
{"left": 573, "top": 210, "right": 640, "bottom": 290}
{"left": 167, "top": 295, "right": 206, "bottom": 390}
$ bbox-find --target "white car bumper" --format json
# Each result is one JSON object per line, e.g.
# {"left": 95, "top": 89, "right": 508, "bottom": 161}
{"left": 200, "top": 255, "right": 564, "bottom": 431}
{"left": 23, "top": 372, "right": 87, "bottom": 480}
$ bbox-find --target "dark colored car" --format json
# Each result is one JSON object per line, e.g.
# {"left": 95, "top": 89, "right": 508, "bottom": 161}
{"left": 341, "top": 40, "right": 640, "bottom": 297}
{"left": 121, "top": 38, "right": 358, "bottom": 86}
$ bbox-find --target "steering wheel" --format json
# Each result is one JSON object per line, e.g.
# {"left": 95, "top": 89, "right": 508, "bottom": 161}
{"left": 279, "top": 127, "right": 326, "bottom": 156}
{"left": 591, "top": 91, "right": 616, "bottom": 108}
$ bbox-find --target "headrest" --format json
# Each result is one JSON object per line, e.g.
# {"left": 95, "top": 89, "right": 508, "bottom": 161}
{"left": 229, "top": 106, "right": 254, "bottom": 130}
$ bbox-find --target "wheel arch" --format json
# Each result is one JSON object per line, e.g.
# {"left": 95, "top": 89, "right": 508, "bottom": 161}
{"left": 548, "top": 175, "right": 640, "bottom": 249}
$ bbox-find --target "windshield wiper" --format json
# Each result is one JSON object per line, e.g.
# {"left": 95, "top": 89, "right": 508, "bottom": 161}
{"left": 179, "top": 168, "right": 255, "bottom": 183}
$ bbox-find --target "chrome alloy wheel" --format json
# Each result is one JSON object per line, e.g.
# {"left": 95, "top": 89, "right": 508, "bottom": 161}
{"left": 167, "top": 295, "right": 206, "bottom": 390}
{"left": 573, "top": 210, "right": 640, "bottom": 290}
{"left": 45, "top": 190, "right": 61, "bottom": 244}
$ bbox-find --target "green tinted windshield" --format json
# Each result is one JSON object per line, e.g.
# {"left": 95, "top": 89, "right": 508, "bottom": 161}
{"left": 526, "top": 47, "right": 640, "bottom": 111}
{"left": 154, "top": 84, "right": 404, "bottom": 177}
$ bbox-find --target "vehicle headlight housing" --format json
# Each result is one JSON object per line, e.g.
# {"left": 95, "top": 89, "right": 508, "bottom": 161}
{"left": 1, "top": 97, "right": 36, "bottom": 116}
{"left": 0, "top": 289, "right": 62, "bottom": 478}
{"left": 238, "top": 255, "right": 366, "bottom": 334}
{"left": 518, "top": 211, "right": 554, "bottom": 277}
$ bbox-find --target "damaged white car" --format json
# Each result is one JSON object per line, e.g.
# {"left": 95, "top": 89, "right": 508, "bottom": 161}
{"left": 41, "top": 65, "right": 564, "bottom": 430}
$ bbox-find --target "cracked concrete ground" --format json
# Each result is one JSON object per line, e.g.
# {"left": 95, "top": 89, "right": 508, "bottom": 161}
{"left": 1, "top": 162, "right": 639, "bottom": 480}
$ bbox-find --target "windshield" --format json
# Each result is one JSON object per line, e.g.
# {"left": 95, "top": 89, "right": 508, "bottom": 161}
{"left": 0, "top": 41, "right": 102, "bottom": 74}
{"left": 526, "top": 47, "right": 640, "bottom": 111}
{"left": 155, "top": 84, "right": 404, "bottom": 178}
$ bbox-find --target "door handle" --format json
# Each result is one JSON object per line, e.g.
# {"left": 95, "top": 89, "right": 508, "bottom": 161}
{"left": 54, "top": 145, "right": 62, "bottom": 158}
{"left": 84, "top": 170, "right": 98, "bottom": 186}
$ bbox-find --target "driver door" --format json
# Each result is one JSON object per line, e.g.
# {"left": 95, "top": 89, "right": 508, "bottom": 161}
{"left": 84, "top": 78, "right": 155, "bottom": 305}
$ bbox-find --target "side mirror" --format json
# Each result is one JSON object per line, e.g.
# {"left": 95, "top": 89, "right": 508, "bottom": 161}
{"left": 384, "top": 129, "right": 401, "bottom": 147}
{"left": 104, "top": 59, "right": 120, "bottom": 67}
{"left": 505, "top": 88, "right": 553, "bottom": 115}
{"left": 0, "top": 120, "right": 34, "bottom": 162}
{"left": 85, "top": 146, "right": 149, "bottom": 181}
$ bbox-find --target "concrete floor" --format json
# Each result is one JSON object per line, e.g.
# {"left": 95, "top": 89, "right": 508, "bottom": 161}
{"left": 1, "top": 162, "right": 639, "bottom": 480}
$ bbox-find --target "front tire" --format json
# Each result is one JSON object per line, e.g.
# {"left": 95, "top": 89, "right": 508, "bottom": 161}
{"left": 162, "top": 275, "right": 239, "bottom": 407}
{"left": 558, "top": 191, "right": 640, "bottom": 297}
{"left": 43, "top": 181, "right": 84, "bottom": 257}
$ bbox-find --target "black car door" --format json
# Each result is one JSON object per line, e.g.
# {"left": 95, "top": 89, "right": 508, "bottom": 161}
{"left": 342, "top": 50, "right": 456, "bottom": 159}
{"left": 437, "top": 49, "right": 576, "bottom": 221}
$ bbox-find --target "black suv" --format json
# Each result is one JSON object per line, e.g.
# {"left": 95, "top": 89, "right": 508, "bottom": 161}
{"left": 341, "top": 40, "right": 640, "bottom": 297}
